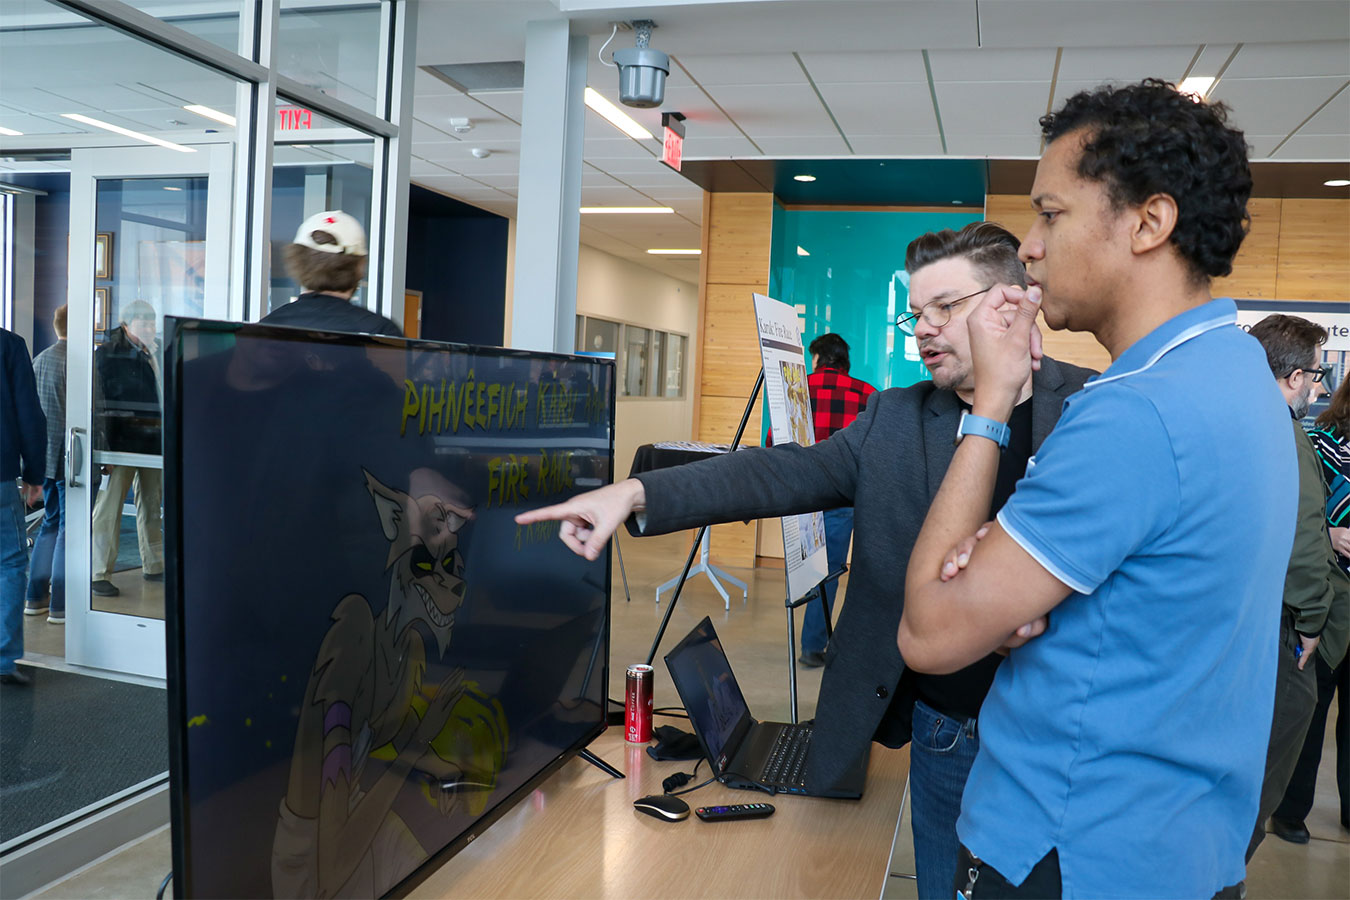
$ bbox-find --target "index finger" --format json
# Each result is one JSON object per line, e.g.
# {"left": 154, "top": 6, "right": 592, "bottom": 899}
{"left": 514, "top": 502, "right": 577, "bottom": 525}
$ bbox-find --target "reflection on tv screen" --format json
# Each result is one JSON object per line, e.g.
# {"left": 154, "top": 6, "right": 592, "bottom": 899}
{"left": 165, "top": 320, "right": 613, "bottom": 898}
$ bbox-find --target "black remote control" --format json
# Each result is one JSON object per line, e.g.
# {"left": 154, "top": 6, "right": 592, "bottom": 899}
{"left": 694, "top": 802, "right": 775, "bottom": 822}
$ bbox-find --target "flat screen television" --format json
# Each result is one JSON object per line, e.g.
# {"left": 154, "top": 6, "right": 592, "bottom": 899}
{"left": 162, "top": 318, "right": 614, "bottom": 898}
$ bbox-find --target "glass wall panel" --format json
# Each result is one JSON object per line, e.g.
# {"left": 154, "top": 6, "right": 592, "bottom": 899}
{"left": 121, "top": 1, "right": 244, "bottom": 54}
{"left": 647, "top": 330, "right": 664, "bottom": 397}
{"left": 269, "top": 95, "right": 375, "bottom": 313}
{"left": 664, "top": 333, "right": 686, "bottom": 398}
{"left": 582, "top": 317, "right": 619, "bottom": 355}
{"left": 623, "top": 324, "right": 649, "bottom": 396}
{"left": 278, "top": 0, "right": 382, "bottom": 114}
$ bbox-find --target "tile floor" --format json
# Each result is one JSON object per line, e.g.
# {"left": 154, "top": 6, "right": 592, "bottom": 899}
{"left": 21, "top": 530, "right": 1350, "bottom": 898}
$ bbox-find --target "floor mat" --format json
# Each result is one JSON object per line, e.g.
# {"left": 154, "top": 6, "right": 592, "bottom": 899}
{"left": 0, "top": 667, "right": 167, "bottom": 843}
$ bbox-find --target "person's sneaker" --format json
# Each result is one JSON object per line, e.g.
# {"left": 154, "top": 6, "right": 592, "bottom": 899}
{"left": 91, "top": 580, "right": 120, "bottom": 597}
{"left": 47, "top": 609, "right": 65, "bottom": 624}
{"left": 0, "top": 669, "right": 32, "bottom": 686}
{"left": 797, "top": 650, "right": 826, "bottom": 668}
{"left": 23, "top": 598, "right": 49, "bottom": 616}
{"left": 1270, "top": 816, "right": 1310, "bottom": 844}
{"left": 143, "top": 572, "right": 164, "bottom": 582}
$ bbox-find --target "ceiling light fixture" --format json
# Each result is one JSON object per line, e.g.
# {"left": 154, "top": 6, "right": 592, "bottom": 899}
{"left": 584, "top": 87, "right": 654, "bottom": 141}
{"left": 183, "top": 104, "right": 237, "bottom": 127}
{"left": 581, "top": 206, "right": 673, "bottom": 214}
{"left": 0, "top": 126, "right": 23, "bottom": 136}
{"left": 793, "top": 174, "right": 816, "bottom": 182}
{"left": 646, "top": 248, "right": 700, "bottom": 255}
{"left": 163, "top": 186, "right": 183, "bottom": 191}
{"left": 1324, "top": 179, "right": 1350, "bottom": 187}
{"left": 797, "top": 246, "right": 810, "bottom": 256}
{"left": 61, "top": 113, "right": 196, "bottom": 152}
{"left": 1177, "top": 76, "right": 1215, "bottom": 101}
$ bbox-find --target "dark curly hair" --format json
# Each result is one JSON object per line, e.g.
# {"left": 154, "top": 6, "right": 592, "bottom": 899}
{"left": 905, "top": 221, "right": 1026, "bottom": 288}
{"left": 1040, "top": 78, "right": 1252, "bottom": 282}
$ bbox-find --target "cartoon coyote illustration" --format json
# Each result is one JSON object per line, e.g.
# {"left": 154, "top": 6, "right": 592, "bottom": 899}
{"left": 272, "top": 468, "right": 507, "bottom": 898}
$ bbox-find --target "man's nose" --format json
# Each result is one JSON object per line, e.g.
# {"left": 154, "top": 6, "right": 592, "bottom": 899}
{"left": 1019, "top": 239, "right": 1044, "bottom": 264}
{"left": 913, "top": 315, "right": 940, "bottom": 339}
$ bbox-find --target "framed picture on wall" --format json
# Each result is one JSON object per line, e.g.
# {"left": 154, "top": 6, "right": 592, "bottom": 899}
{"left": 95, "top": 232, "right": 113, "bottom": 279}
{"left": 94, "top": 286, "right": 110, "bottom": 333}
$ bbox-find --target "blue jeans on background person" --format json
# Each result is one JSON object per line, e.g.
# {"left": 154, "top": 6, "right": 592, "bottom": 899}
{"left": 25, "top": 479, "right": 65, "bottom": 615}
{"left": 801, "top": 507, "right": 853, "bottom": 655}
{"left": 1, "top": 483, "right": 30, "bottom": 675}
{"left": 910, "top": 698, "right": 980, "bottom": 900}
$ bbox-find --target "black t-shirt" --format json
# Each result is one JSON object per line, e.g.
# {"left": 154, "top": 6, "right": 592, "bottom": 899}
{"left": 260, "top": 292, "right": 403, "bottom": 337}
{"left": 910, "top": 396, "right": 1035, "bottom": 721}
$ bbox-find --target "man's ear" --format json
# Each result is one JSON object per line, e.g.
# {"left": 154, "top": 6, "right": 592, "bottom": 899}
{"left": 1130, "top": 193, "right": 1179, "bottom": 256}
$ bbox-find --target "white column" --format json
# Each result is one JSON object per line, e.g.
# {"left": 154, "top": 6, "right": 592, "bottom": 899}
{"left": 510, "top": 19, "right": 587, "bottom": 353}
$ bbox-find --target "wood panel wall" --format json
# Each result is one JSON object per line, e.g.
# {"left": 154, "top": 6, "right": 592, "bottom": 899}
{"left": 985, "top": 194, "right": 1350, "bottom": 374}
{"left": 693, "top": 192, "right": 774, "bottom": 567}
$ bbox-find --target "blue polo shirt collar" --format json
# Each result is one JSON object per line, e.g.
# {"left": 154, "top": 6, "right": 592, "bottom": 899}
{"left": 1086, "top": 297, "right": 1236, "bottom": 390}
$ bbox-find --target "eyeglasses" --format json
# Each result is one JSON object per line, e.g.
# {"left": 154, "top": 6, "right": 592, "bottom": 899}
{"left": 1299, "top": 365, "right": 1332, "bottom": 384}
{"left": 896, "top": 286, "right": 992, "bottom": 335}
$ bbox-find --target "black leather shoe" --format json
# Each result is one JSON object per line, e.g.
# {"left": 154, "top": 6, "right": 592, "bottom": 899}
{"left": 1270, "top": 816, "right": 1310, "bottom": 844}
{"left": 1, "top": 669, "right": 32, "bottom": 686}
{"left": 797, "top": 650, "right": 826, "bottom": 668}
{"left": 91, "top": 580, "right": 120, "bottom": 597}
{"left": 143, "top": 572, "right": 164, "bottom": 582}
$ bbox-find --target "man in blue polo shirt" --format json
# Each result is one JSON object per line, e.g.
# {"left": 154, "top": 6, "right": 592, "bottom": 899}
{"left": 898, "top": 80, "right": 1296, "bottom": 898}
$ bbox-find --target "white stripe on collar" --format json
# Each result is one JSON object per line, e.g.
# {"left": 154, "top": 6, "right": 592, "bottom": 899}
{"left": 1085, "top": 310, "right": 1235, "bottom": 390}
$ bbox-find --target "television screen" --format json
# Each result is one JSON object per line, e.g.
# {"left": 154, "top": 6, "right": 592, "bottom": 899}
{"left": 162, "top": 318, "right": 614, "bottom": 898}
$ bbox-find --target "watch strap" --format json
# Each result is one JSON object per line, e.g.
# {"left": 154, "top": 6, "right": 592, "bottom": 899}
{"left": 956, "top": 411, "right": 1011, "bottom": 450}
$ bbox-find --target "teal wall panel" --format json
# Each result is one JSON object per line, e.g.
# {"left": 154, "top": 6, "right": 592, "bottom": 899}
{"left": 768, "top": 207, "right": 984, "bottom": 401}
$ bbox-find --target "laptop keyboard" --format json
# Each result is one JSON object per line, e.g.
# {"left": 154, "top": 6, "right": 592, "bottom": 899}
{"left": 761, "top": 725, "right": 812, "bottom": 788}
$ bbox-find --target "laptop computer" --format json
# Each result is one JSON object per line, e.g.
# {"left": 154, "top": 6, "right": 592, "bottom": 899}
{"left": 663, "top": 617, "right": 867, "bottom": 799}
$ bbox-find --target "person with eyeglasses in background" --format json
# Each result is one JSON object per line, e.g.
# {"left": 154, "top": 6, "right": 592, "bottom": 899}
{"left": 1243, "top": 315, "right": 1347, "bottom": 865}
{"left": 515, "top": 221, "right": 1096, "bottom": 899}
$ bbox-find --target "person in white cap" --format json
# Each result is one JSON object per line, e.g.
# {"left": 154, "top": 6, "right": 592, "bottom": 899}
{"left": 262, "top": 209, "right": 402, "bottom": 337}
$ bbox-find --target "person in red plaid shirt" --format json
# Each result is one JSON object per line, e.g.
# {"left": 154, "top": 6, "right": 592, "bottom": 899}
{"left": 799, "top": 333, "right": 877, "bottom": 667}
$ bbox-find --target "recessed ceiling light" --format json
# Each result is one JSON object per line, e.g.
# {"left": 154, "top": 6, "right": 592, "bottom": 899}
{"left": 61, "top": 113, "right": 196, "bottom": 152}
{"left": 584, "top": 87, "right": 654, "bottom": 141}
{"left": 797, "top": 246, "right": 810, "bottom": 256}
{"left": 183, "top": 104, "right": 236, "bottom": 127}
{"left": 1324, "top": 179, "right": 1350, "bottom": 187}
{"left": 793, "top": 174, "right": 816, "bottom": 182}
{"left": 1178, "top": 76, "right": 1215, "bottom": 100}
{"left": 163, "top": 186, "right": 183, "bottom": 191}
{"left": 0, "top": 126, "right": 23, "bottom": 137}
{"left": 581, "top": 206, "right": 674, "bottom": 214}
{"left": 952, "top": 200, "right": 963, "bottom": 205}
{"left": 646, "top": 248, "right": 700, "bottom": 255}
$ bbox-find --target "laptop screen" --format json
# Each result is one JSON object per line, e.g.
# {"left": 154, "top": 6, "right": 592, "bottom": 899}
{"left": 664, "top": 617, "right": 754, "bottom": 772}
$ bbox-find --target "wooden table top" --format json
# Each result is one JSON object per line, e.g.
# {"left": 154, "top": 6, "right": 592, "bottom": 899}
{"left": 408, "top": 729, "right": 910, "bottom": 899}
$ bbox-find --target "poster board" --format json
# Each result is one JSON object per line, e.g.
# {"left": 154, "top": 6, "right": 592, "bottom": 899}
{"left": 752, "top": 292, "right": 829, "bottom": 602}
{"left": 1235, "top": 299, "right": 1349, "bottom": 421}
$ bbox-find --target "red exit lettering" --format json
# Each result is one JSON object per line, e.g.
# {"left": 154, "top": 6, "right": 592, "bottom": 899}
{"left": 278, "top": 107, "right": 314, "bottom": 130}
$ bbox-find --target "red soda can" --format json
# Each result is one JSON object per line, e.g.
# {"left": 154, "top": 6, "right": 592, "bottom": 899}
{"left": 625, "top": 664, "right": 654, "bottom": 743}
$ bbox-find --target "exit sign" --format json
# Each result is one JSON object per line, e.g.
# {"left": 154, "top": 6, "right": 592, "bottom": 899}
{"left": 278, "top": 106, "right": 313, "bottom": 130}
{"left": 661, "top": 112, "right": 685, "bottom": 172}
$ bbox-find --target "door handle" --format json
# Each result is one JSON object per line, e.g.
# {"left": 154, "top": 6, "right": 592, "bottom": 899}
{"left": 67, "top": 426, "right": 86, "bottom": 488}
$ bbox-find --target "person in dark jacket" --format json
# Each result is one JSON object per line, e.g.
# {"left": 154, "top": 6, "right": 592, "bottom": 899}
{"left": 2, "top": 327, "right": 46, "bottom": 685}
{"left": 91, "top": 300, "right": 163, "bottom": 597}
{"left": 25, "top": 305, "right": 69, "bottom": 623}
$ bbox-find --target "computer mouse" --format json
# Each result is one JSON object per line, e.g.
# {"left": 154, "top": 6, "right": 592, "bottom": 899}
{"left": 633, "top": 794, "right": 690, "bottom": 822}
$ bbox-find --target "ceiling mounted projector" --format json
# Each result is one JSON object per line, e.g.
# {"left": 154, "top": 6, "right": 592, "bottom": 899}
{"left": 612, "top": 20, "right": 667, "bottom": 109}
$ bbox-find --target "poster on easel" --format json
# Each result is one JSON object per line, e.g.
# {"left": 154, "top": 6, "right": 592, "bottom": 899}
{"left": 753, "top": 292, "right": 829, "bottom": 602}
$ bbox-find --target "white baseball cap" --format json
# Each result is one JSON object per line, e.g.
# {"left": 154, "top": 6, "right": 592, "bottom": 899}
{"left": 292, "top": 209, "right": 367, "bottom": 256}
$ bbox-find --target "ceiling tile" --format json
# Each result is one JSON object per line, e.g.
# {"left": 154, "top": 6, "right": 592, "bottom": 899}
{"left": 1191, "top": 44, "right": 1240, "bottom": 79}
{"left": 797, "top": 50, "right": 928, "bottom": 84}
{"left": 413, "top": 118, "right": 459, "bottom": 144}
{"left": 1210, "top": 76, "right": 1348, "bottom": 139}
{"left": 415, "top": 68, "right": 462, "bottom": 97}
{"left": 410, "top": 156, "right": 457, "bottom": 176}
{"left": 580, "top": 184, "right": 652, "bottom": 205}
{"left": 848, "top": 134, "right": 947, "bottom": 155}
{"left": 1246, "top": 134, "right": 1287, "bottom": 158}
{"left": 680, "top": 135, "right": 762, "bottom": 156}
{"left": 943, "top": 132, "right": 1042, "bottom": 157}
{"left": 673, "top": 53, "right": 806, "bottom": 87}
{"left": 753, "top": 135, "right": 852, "bottom": 156}
{"left": 415, "top": 93, "right": 521, "bottom": 140}
{"left": 1223, "top": 41, "right": 1350, "bottom": 79}
{"left": 656, "top": 85, "right": 744, "bottom": 140}
{"left": 815, "top": 82, "right": 939, "bottom": 135}
{"left": 1269, "top": 133, "right": 1350, "bottom": 159}
{"left": 466, "top": 90, "right": 523, "bottom": 122}
{"left": 705, "top": 83, "right": 840, "bottom": 137}
{"left": 1298, "top": 87, "right": 1350, "bottom": 134}
{"left": 937, "top": 81, "right": 1052, "bottom": 134}
{"left": 584, "top": 136, "right": 661, "bottom": 160}
{"left": 927, "top": 48, "right": 1058, "bottom": 83}
{"left": 1054, "top": 45, "right": 1200, "bottom": 84}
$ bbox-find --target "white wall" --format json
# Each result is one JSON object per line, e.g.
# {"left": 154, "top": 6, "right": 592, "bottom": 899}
{"left": 576, "top": 243, "right": 699, "bottom": 478}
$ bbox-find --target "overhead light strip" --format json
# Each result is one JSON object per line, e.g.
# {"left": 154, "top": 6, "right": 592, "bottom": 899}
{"left": 0, "top": 126, "right": 23, "bottom": 137}
{"left": 646, "top": 248, "right": 700, "bottom": 255}
{"left": 584, "top": 87, "right": 654, "bottom": 141}
{"left": 183, "top": 104, "right": 237, "bottom": 127}
{"left": 60, "top": 113, "right": 197, "bottom": 153}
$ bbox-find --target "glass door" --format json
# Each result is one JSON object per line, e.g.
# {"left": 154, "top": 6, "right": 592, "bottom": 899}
{"left": 64, "top": 143, "right": 235, "bottom": 678}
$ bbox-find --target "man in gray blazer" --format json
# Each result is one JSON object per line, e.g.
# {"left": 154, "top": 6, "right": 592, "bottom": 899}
{"left": 518, "top": 222, "right": 1094, "bottom": 898}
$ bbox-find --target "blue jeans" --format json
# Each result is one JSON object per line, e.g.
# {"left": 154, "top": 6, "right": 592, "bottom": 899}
{"left": 910, "top": 698, "right": 980, "bottom": 900}
{"left": 1, "top": 483, "right": 30, "bottom": 674}
{"left": 801, "top": 507, "right": 853, "bottom": 654}
{"left": 25, "top": 479, "right": 65, "bottom": 613}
